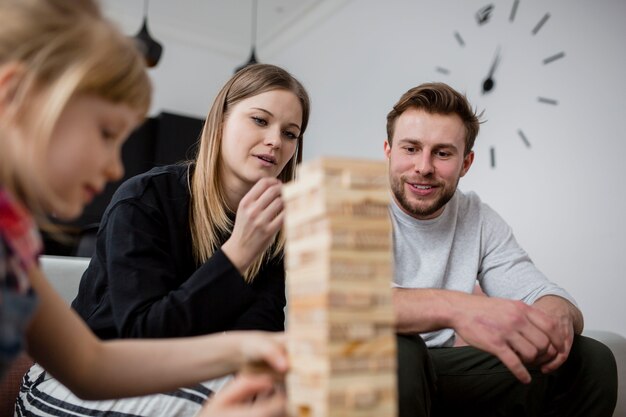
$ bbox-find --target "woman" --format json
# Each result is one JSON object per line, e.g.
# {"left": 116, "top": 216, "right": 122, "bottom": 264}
{"left": 19, "top": 63, "right": 310, "bottom": 416}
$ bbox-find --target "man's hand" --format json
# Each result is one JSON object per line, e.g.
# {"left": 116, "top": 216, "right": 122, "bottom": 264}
{"left": 452, "top": 294, "right": 573, "bottom": 383}
{"left": 532, "top": 295, "right": 582, "bottom": 373}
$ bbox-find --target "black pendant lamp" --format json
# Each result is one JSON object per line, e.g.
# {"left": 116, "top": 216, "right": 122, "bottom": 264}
{"left": 235, "top": 0, "right": 259, "bottom": 73}
{"left": 133, "top": 0, "right": 163, "bottom": 68}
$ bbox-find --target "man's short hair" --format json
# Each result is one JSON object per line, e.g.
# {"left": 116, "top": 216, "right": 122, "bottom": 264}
{"left": 386, "top": 82, "right": 481, "bottom": 156}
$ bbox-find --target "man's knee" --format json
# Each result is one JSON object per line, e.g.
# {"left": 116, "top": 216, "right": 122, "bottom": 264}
{"left": 555, "top": 335, "right": 617, "bottom": 416}
{"left": 396, "top": 334, "right": 434, "bottom": 417}
{"left": 568, "top": 335, "right": 617, "bottom": 399}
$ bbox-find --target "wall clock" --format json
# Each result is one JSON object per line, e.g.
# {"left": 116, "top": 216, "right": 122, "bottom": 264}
{"left": 433, "top": 0, "right": 566, "bottom": 168}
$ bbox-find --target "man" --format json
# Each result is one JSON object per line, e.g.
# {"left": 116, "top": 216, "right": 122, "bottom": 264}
{"left": 386, "top": 83, "right": 617, "bottom": 417}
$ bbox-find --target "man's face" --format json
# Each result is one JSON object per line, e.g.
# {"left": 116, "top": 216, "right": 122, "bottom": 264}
{"left": 384, "top": 108, "right": 474, "bottom": 220}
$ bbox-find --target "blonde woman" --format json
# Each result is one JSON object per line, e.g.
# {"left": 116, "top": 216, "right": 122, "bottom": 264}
{"left": 0, "top": 0, "right": 288, "bottom": 416}
{"left": 20, "top": 63, "right": 309, "bottom": 415}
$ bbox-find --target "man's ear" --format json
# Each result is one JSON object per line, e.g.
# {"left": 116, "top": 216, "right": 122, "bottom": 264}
{"left": 460, "top": 151, "right": 474, "bottom": 177}
{"left": 384, "top": 140, "right": 392, "bottom": 159}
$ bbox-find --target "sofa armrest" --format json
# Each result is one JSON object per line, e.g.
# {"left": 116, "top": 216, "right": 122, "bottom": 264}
{"left": 40, "top": 255, "right": 90, "bottom": 304}
{"left": 584, "top": 330, "right": 626, "bottom": 417}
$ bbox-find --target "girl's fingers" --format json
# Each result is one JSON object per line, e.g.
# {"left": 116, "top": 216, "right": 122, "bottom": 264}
{"left": 210, "top": 375, "right": 275, "bottom": 406}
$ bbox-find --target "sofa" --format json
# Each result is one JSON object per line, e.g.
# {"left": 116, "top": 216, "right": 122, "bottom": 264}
{"left": 1, "top": 256, "right": 625, "bottom": 416}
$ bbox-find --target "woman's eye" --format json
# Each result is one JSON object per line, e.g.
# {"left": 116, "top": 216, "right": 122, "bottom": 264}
{"left": 252, "top": 116, "right": 267, "bottom": 126}
{"left": 283, "top": 130, "right": 298, "bottom": 140}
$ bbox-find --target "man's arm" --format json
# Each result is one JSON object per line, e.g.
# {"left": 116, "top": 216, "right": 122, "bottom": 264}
{"left": 393, "top": 287, "right": 458, "bottom": 334}
{"left": 393, "top": 288, "right": 570, "bottom": 384}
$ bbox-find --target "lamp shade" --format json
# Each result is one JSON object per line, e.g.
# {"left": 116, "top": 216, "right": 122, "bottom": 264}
{"left": 234, "top": 47, "right": 259, "bottom": 73}
{"left": 133, "top": 17, "right": 162, "bottom": 68}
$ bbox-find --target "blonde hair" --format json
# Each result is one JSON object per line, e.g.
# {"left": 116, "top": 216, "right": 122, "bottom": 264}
{"left": 0, "top": 0, "right": 151, "bottom": 220}
{"left": 190, "top": 64, "right": 310, "bottom": 282}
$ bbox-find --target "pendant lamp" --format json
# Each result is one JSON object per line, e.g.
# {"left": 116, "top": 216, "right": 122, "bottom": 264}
{"left": 133, "top": 0, "right": 163, "bottom": 68}
{"left": 235, "top": 0, "right": 259, "bottom": 73}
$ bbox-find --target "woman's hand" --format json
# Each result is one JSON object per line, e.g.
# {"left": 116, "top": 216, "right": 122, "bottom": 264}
{"left": 196, "top": 374, "right": 287, "bottom": 417}
{"left": 222, "top": 177, "right": 284, "bottom": 274}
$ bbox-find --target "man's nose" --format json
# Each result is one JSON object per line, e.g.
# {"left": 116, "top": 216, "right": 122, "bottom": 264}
{"left": 414, "top": 153, "right": 434, "bottom": 176}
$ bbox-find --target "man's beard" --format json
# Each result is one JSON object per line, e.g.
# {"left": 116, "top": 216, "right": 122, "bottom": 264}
{"left": 390, "top": 174, "right": 457, "bottom": 219}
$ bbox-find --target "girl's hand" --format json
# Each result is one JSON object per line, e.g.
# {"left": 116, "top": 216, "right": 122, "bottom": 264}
{"left": 222, "top": 177, "right": 284, "bottom": 274}
{"left": 233, "top": 331, "right": 288, "bottom": 376}
{"left": 196, "top": 374, "right": 287, "bottom": 417}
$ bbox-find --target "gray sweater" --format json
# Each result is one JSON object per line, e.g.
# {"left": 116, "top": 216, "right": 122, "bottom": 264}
{"left": 390, "top": 189, "right": 576, "bottom": 347}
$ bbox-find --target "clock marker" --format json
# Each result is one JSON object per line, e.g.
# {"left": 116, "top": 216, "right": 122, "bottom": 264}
{"left": 490, "top": 147, "right": 496, "bottom": 168}
{"left": 538, "top": 97, "right": 558, "bottom": 105}
{"left": 435, "top": 66, "right": 450, "bottom": 75}
{"left": 476, "top": 4, "right": 494, "bottom": 25}
{"left": 509, "top": 0, "right": 520, "bottom": 22}
{"left": 517, "top": 129, "right": 531, "bottom": 148}
{"left": 532, "top": 13, "right": 550, "bottom": 35}
{"left": 454, "top": 31, "right": 465, "bottom": 47}
{"left": 543, "top": 51, "right": 565, "bottom": 65}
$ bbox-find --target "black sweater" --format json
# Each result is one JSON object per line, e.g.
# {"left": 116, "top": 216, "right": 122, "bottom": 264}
{"left": 72, "top": 164, "right": 285, "bottom": 340}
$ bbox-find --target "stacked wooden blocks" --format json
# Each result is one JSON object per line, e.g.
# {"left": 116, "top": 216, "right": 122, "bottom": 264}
{"left": 282, "top": 157, "right": 397, "bottom": 417}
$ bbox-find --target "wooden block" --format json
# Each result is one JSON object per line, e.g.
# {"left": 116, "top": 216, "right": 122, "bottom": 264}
{"left": 285, "top": 247, "right": 392, "bottom": 276}
{"left": 286, "top": 250, "right": 392, "bottom": 281}
{"left": 288, "top": 334, "right": 396, "bottom": 360}
{"left": 287, "top": 301, "right": 395, "bottom": 324}
{"left": 287, "top": 372, "right": 397, "bottom": 417}
{"left": 288, "top": 322, "right": 395, "bottom": 343}
{"left": 293, "top": 157, "right": 389, "bottom": 192}
{"left": 283, "top": 188, "right": 391, "bottom": 228}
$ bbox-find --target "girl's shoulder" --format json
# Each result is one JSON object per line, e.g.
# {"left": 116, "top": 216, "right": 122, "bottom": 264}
{"left": 0, "top": 188, "right": 42, "bottom": 282}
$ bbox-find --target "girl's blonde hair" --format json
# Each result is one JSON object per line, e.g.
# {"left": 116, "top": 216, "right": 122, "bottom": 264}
{"left": 0, "top": 0, "right": 151, "bottom": 220}
{"left": 190, "top": 64, "right": 310, "bottom": 282}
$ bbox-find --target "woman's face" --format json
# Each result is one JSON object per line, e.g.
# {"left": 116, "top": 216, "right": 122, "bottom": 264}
{"left": 220, "top": 89, "right": 302, "bottom": 191}
{"left": 28, "top": 93, "right": 139, "bottom": 219}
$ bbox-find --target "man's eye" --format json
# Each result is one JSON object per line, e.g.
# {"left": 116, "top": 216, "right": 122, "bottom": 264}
{"left": 405, "top": 147, "right": 416, "bottom": 153}
{"left": 252, "top": 116, "right": 267, "bottom": 126}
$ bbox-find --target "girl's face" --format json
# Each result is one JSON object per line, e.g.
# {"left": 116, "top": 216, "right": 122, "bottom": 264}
{"left": 220, "top": 89, "right": 302, "bottom": 191}
{"left": 32, "top": 94, "right": 140, "bottom": 219}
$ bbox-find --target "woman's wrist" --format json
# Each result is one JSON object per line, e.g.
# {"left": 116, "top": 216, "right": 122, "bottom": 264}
{"left": 221, "top": 240, "right": 251, "bottom": 274}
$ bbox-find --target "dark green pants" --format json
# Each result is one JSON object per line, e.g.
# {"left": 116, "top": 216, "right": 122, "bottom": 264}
{"left": 396, "top": 334, "right": 617, "bottom": 417}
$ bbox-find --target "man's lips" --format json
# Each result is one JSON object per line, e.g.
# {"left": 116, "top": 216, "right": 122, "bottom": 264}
{"left": 406, "top": 181, "right": 438, "bottom": 196}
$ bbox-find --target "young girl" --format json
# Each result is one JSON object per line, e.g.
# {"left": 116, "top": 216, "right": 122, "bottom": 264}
{"left": 18, "top": 58, "right": 310, "bottom": 415}
{"left": 0, "top": 0, "right": 289, "bottom": 416}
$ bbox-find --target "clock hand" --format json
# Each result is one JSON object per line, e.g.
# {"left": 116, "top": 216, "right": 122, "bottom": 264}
{"left": 482, "top": 46, "right": 501, "bottom": 94}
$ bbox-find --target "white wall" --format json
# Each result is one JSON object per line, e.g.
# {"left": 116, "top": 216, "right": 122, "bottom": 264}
{"left": 137, "top": 0, "right": 626, "bottom": 337}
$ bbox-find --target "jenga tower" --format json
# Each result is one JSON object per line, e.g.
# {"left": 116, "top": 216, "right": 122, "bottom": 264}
{"left": 282, "top": 157, "right": 397, "bottom": 417}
